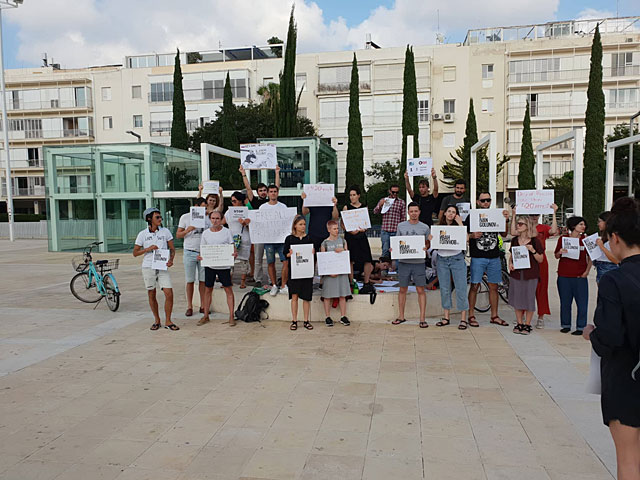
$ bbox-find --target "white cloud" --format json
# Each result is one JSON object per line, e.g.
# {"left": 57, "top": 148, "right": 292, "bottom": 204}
{"left": 576, "top": 7, "right": 615, "bottom": 20}
{"left": 7, "top": 0, "right": 561, "bottom": 69}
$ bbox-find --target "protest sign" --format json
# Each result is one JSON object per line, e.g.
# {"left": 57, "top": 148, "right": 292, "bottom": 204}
{"left": 562, "top": 236, "right": 581, "bottom": 260}
{"left": 303, "top": 184, "right": 335, "bottom": 207}
{"left": 407, "top": 157, "right": 433, "bottom": 177}
{"left": 516, "top": 189, "right": 554, "bottom": 214}
{"left": 190, "top": 207, "right": 206, "bottom": 229}
{"left": 583, "top": 233, "right": 603, "bottom": 261}
{"left": 511, "top": 245, "right": 531, "bottom": 270}
{"left": 390, "top": 236, "right": 426, "bottom": 260}
{"left": 151, "top": 248, "right": 170, "bottom": 270}
{"left": 202, "top": 181, "right": 220, "bottom": 196}
{"left": 317, "top": 250, "right": 351, "bottom": 276}
{"left": 381, "top": 197, "right": 395, "bottom": 214}
{"left": 247, "top": 207, "right": 297, "bottom": 244}
{"left": 240, "top": 143, "right": 277, "bottom": 170}
{"left": 200, "top": 244, "right": 235, "bottom": 268}
{"left": 430, "top": 226, "right": 467, "bottom": 249}
{"left": 290, "top": 244, "right": 315, "bottom": 279}
{"left": 340, "top": 208, "right": 371, "bottom": 231}
{"left": 469, "top": 209, "right": 506, "bottom": 232}
{"left": 456, "top": 202, "right": 471, "bottom": 221}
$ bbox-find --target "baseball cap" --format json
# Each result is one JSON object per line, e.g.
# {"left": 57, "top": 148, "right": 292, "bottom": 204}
{"left": 143, "top": 207, "right": 161, "bottom": 219}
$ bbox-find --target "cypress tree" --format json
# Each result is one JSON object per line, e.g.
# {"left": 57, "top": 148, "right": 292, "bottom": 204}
{"left": 400, "top": 45, "right": 419, "bottom": 184}
{"left": 345, "top": 53, "right": 364, "bottom": 193}
{"left": 583, "top": 24, "right": 605, "bottom": 232}
{"left": 219, "top": 72, "right": 240, "bottom": 188}
{"left": 275, "top": 5, "right": 297, "bottom": 137}
{"left": 441, "top": 99, "right": 478, "bottom": 187}
{"left": 170, "top": 49, "right": 188, "bottom": 150}
{"left": 518, "top": 100, "right": 536, "bottom": 189}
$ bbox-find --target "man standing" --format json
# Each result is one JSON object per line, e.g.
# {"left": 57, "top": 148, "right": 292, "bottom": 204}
{"left": 258, "top": 185, "right": 290, "bottom": 296}
{"left": 404, "top": 167, "right": 439, "bottom": 226}
{"left": 438, "top": 179, "right": 469, "bottom": 223}
{"left": 390, "top": 202, "right": 430, "bottom": 328}
{"left": 466, "top": 192, "right": 510, "bottom": 327}
{"left": 176, "top": 197, "right": 207, "bottom": 317}
{"left": 373, "top": 184, "right": 406, "bottom": 259}
{"left": 133, "top": 207, "right": 179, "bottom": 331}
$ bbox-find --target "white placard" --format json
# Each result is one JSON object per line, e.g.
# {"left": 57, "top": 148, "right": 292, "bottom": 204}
{"left": 390, "top": 235, "right": 426, "bottom": 260}
{"left": 317, "top": 250, "right": 351, "bottom": 276}
{"left": 227, "top": 206, "right": 248, "bottom": 222}
{"left": 430, "top": 226, "right": 467, "bottom": 249}
{"left": 586, "top": 348, "right": 601, "bottom": 395}
{"left": 190, "top": 207, "right": 206, "bottom": 229}
{"left": 240, "top": 143, "right": 277, "bottom": 170}
{"left": 381, "top": 197, "right": 396, "bottom": 214}
{"left": 562, "top": 236, "right": 581, "bottom": 260}
{"left": 516, "top": 189, "right": 554, "bottom": 214}
{"left": 583, "top": 233, "right": 603, "bottom": 262}
{"left": 303, "top": 184, "right": 335, "bottom": 207}
{"left": 456, "top": 202, "right": 471, "bottom": 221}
{"left": 200, "top": 243, "right": 235, "bottom": 268}
{"left": 511, "top": 245, "right": 531, "bottom": 270}
{"left": 290, "top": 244, "right": 315, "bottom": 279}
{"left": 407, "top": 157, "right": 433, "bottom": 177}
{"left": 469, "top": 209, "right": 506, "bottom": 232}
{"left": 341, "top": 208, "right": 371, "bottom": 232}
{"left": 151, "top": 248, "right": 170, "bottom": 270}
{"left": 247, "top": 207, "right": 297, "bottom": 244}
{"left": 202, "top": 180, "right": 220, "bottom": 196}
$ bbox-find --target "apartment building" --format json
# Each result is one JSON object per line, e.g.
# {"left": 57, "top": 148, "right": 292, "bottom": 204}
{"left": 1, "top": 15, "right": 639, "bottom": 214}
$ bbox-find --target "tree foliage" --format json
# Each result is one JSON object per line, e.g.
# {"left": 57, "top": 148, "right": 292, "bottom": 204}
{"left": 607, "top": 123, "right": 640, "bottom": 192}
{"left": 275, "top": 6, "right": 298, "bottom": 137}
{"left": 345, "top": 53, "right": 364, "bottom": 194}
{"left": 170, "top": 49, "right": 189, "bottom": 150}
{"left": 215, "top": 72, "right": 241, "bottom": 188}
{"left": 267, "top": 36, "right": 283, "bottom": 58}
{"left": 544, "top": 170, "right": 573, "bottom": 209}
{"left": 400, "top": 45, "right": 419, "bottom": 184}
{"left": 518, "top": 100, "right": 536, "bottom": 189}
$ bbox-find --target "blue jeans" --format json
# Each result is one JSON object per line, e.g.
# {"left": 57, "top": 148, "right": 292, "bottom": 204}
{"left": 557, "top": 276, "right": 588, "bottom": 330}
{"left": 380, "top": 230, "right": 396, "bottom": 259}
{"left": 593, "top": 260, "right": 618, "bottom": 283}
{"left": 436, "top": 252, "right": 469, "bottom": 311}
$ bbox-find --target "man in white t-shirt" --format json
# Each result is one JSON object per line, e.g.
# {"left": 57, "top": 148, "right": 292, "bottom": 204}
{"left": 133, "top": 207, "right": 178, "bottom": 331}
{"left": 176, "top": 197, "right": 207, "bottom": 318}
{"left": 257, "top": 185, "right": 290, "bottom": 296}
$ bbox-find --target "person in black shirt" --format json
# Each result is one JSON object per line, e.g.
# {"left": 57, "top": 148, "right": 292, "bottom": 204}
{"left": 301, "top": 192, "right": 339, "bottom": 253}
{"left": 404, "top": 168, "right": 439, "bottom": 226}
{"left": 438, "top": 178, "right": 469, "bottom": 223}
{"left": 284, "top": 215, "right": 315, "bottom": 331}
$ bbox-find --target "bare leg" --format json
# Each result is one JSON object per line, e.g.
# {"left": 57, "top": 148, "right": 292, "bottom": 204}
{"left": 338, "top": 297, "right": 347, "bottom": 316}
{"left": 398, "top": 287, "right": 408, "bottom": 320}
{"left": 524, "top": 310, "right": 535, "bottom": 326}
{"left": 489, "top": 283, "right": 499, "bottom": 318}
{"left": 515, "top": 309, "right": 524, "bottom": 325}
{"left": 198, "top": 281, "right": 206, "bottom": 309}
{"left": 323, "top": 298, "right": 331, "bottom": 317}
{"left": 147, "top": 289, "right": 161, "bottom": 323}
{"left": 281, "top": 260, "right": 289, "bottom": 287}
{"left": 240, "top": 274, "right": 246, "bottom": 289}
{"left": 291, "top": 294, "right": 299, "bottom": 321}
{"left": 249, "top": 245, "right": 255, "bottom": 278}
{"left": 202, "top": 287, "right": 213, "bottom": 320}
{"left": 268, "top": 262, "right": 277, "bottom": 287}
{"left": 363, "top": 262, "right": 373, "bottom": 284}
{"left": 163, "top": 288, "right": 174, "bottom": 325}
{"left": 224, "top": 286, "right": 235, "bottom": 325}
{"left": 185, "top": 282, "right": 194, "bottom": 309}
{"left": 468, "top": 283, "right": 480, "bottom": 317}
{"left": 443, "top": 308, "right": 450, "bottom": 320}
{"left": 609, "top": 420, "right": 640, "bottom": 480}
{"left": 303, "top": 300, "right": 311, "bottom": 322}
{"left": 416, "top": 286, "right": 426, "bottom": 323}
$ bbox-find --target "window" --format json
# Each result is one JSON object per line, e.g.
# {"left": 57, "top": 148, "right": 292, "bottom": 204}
{"left": 319, "top": 64, "right": 371, "bottom": 92}
{"left": 481, "top": 97, "right": 494, "bottom": 113}
{"left": 295, "top": 73, "right": 307, "bottom": 92}
{"left": 507, "top": 162, "right": 519, "bottom": 188}
{"left": 482, "top": 64, "right": 494, "bottom": 79}
{"left": 27, "top": 147, "right": 40, "bottom": 167}
{"left": 133, "top": 115, "right": 143, "bottom": 128}
{"left": 150, "top": 82, "right": 173, "bottom": 102}
{"left": 103, "top": 116, "right": 113, "bottom": 130}
{"left": 443, "top": 133, "right": 456, "bottom": 148}
{"left": 101, "top": 87, "right": 111, "bottom": 101}
{"left": 298, "top": 107, "right": 307, "bottom": 118}
{"left": 611, "top": 52, "right": 633, "bottom": 76}
{"left": 74, "top": 87, "right": 87, "bottom": 107}
{"left": 444, "top": 99, "right": 455, "bottom": 114}
{"left": 418, "top": 99, "right": 429, "bottom": 122}
{"left": 131, "top": 85, "right": 142, "bottom": 99}
{"left": 608, "top": 88, "right": 638, "bottom": 109}
{"left": 230, "top": 78, "right": 247, "bottom": 98}
{"left": 527, "top": 93, "right": 538, "bottom": 117}
{"left": 263, "top": 77, "right": 274, "bottom": 85}
{"left": 443, "top": 66, "right": 456, "bottom": 82}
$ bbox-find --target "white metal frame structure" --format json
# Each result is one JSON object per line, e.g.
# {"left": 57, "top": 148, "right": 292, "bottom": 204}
{"left": 470, "top": 132, "right": 497, "bottom": 206}
{"left": 606, "top": 133, "right": 640, "bottom": 210}
{"left": 535, "top": 128, "right": 584, "bottom": 216}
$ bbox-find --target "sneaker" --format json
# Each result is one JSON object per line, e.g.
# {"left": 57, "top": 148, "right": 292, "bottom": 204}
{"left": 340, "top": 316, "right": 351, "bottom": 326}
{"left": 535, "top": 318, "right": 545, "bottom": 329}
{"left": 560, "top": 327, "right": 571, "bottom": 333}
{"left": 269, "top": 285, "right": 279, "bottom": 296}
{"left": 279, "top": 286, "right": 289, "bottom": 295}
{"left": 359, "top": 284, "right": 374, "bottom": 294}
{"left": 325, "top": 317, "right": 334, "bottom": 327}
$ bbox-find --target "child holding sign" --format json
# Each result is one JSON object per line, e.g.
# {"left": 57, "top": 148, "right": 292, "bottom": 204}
{"left": 508, "top": 216, "right": 544, "bottom": 335}
{"left": 284, "top": 216, "right": 315, "bottom": 331}
{"left": 320, "top": 220, "right": 351, "bottom": 327}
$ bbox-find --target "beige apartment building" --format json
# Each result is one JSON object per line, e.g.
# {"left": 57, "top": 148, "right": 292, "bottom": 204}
{"left": 1, "top": 15, "right": 639, "bottom": 214}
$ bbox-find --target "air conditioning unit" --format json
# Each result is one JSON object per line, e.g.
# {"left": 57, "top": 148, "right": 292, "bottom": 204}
{"left": 443, "top": 113, "right": 455, "bottom": 123}
{"left": 432, "top": 113, "right": 443, "bottom": 121}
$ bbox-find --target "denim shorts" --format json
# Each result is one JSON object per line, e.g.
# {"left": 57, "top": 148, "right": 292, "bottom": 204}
{"left": 397, "top": 262, "right": 427, "bottom": 288}
{"left": 593, "top": 260, "right": 618, "bottom": 283}
{"left": 470, "top": 256, "right": 502, "bottom": 284}
{"left": 265, "top": 243, "right": 286, "bottom": 264}
{"left": 183, "top": 249, "right": 205, "bottom": 283}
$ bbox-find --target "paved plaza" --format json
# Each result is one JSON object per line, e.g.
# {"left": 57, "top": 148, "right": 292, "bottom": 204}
{"left": 0, "top": 240, "right": 617, "bottom": 479}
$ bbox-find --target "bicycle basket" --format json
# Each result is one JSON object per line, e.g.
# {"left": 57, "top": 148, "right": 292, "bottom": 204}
{"left": 97, "top": 259, "right": 120, "bottom": 272}
{"left": 72, "top": 255, "right": 88, "bottom": 272}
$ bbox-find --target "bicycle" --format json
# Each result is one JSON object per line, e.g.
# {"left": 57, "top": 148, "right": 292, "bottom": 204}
{"left": 497, "top": 251, "right": 510, "bottom": 304}
{"left": 70, "top": 241, "right": 121, "bottom": 312}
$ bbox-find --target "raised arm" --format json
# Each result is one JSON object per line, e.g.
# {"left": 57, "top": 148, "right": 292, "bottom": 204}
{"left": 331, "top": 197, "right": 339, "bottom": 220}
{"left": 301, "top": 192, "right": 310, "bottom": 216}
{"left": 549, "top": 203, "right": 559, "bottom": 236}
{"left": 215, "top": 186, "right": 224, "bottom": 213}
{"left": 431, "top": 168, "right": 439, "bottom": 197}
{"left": 275, "top": 164, "right": 281, "bottom": 190}
{"left": 510, "top": 207, "right": 518, "bottom": 237}
{"left": 404, "top": 171, "right": 415, "bottom": 198}
{"left": 239, "top": 166, "right": 254, "bottom": 201}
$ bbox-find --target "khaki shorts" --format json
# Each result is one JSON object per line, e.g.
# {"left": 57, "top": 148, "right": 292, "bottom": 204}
{"left": 234, "top": 259, "right": 251, "bottom": 276}
{"left": 142, "top": 268, "right": 173, "bottom": 290}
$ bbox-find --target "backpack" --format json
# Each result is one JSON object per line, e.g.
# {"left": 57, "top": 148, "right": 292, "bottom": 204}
{"left": 235, "top": 291, "right": 269, "bottom": 323}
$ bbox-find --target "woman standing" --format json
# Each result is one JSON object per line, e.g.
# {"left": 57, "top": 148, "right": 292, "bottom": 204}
{"left": 342, "top": 186, "right": 374, "bottom": 293}
{"left": 583, "top": 198, "right": 640, "bottom": 480}
{"left": 284, "top": 216, "right": 315, "bottom": 331}
{"left": 198, "top": 184, "right": 225, "bottom": 217}
{"left": 223, "top": 192, "right": 251, "bottom": 289}
{"left": 593, "top": 211, "right": 619, "bottom": 283}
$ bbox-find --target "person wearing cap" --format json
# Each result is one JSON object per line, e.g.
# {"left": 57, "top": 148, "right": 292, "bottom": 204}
{"left": 133, "top": 207, "right": 179, "bottom": 331}
{"left": 176, "top": 197, "right": 207, "bottom": 317}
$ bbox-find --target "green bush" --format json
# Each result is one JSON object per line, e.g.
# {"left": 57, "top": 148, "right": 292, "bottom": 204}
{"left": 0, "top": 213, "right": 46, "bottom": 222}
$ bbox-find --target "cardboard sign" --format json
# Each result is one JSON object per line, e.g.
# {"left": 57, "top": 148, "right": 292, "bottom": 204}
{"left": 469, "top": 209, "right": 505, "bottom": 233}
{"left": 151, "top": 248, "right": 170, "bottom": 270}
{"left": 562, "top": 236, "right": 581, "bottom": 260}
{"left": 290, "top": 244, "right": 315, "bottom": 279}
{"left": 202, "top": 180, "right": 220, "bottom": 196}
{"left": 511, "top": 245, "right": 531, "bottom": 270}
{"left": 390, "top": 235, "right": 426, "bottom": 260}
{"left": 407, "top": 157, "right": 433, "bottom": 177}
{"left": 190, "top": 207, "right": 206, "bottom": 229}
{"left": 317, "top": 250, "right": 351, "bottom": 276}
{"left": 381, "top": 197, "right": 395, "bottom": 214}
{"left": 303, "top": 184, "right": 335, "bottom": 207}
{"left": 240, "top": 143, "right": 277, "bottom": 170}
{"left": 341, "top": 208, "right": 371, "bottom": 232}
{"left": 247, "top": 207, "right": 297, "bottom": 244}
{"left": 516, "top": 189, "right": 554, "bottom": 214}
{"left": 583, "top": 233, "right": 603, "bottom": 261}
{"left": 430, "top": 226, "right": 467, "bottom": 249}
{"left": 456, "top": 202, "right": 471, "bottom": 221}
{"left": 200, "top": 243, "right": 235, "bottom": 268}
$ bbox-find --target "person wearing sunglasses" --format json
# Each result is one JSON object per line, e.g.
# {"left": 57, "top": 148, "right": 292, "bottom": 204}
{"left": 373, "top": 184, "right": 406, "bottom": 259}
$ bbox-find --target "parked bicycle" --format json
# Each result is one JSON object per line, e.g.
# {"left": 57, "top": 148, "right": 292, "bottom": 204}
{"left": 70, "top": 241, "right": 121, "bottom": 311}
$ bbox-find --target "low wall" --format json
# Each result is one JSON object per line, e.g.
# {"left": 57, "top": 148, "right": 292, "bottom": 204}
{"left": 0, "top": 220, "right": 48, "bottom": 239}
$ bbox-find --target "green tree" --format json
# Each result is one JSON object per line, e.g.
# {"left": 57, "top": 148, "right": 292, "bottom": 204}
{"left": 583, "top": 25, "right": 605, "bottom": 232}
{"left": 275, "top": 6, "right": 297, "bottom": 137}
{"left": 366, "top": 159, "right": 401, "bottom": 226}
{"left": 518, "top": 100, "right": 535, "bottom": 189}
{"left": 400, "top": 45, "right": 419, "bottom": 184}
{"left": 607, "top": 123, "right": 640, "bottom": 192}
{"left": 267, "top": 36, "right": 284, "bottom": 58}
{"left": 216, "top": 72, "right": 241, "bottom": 188}
{"left": 544, "top": 171, "right": 573, "bottom": 210}
{"left": 170, "top": 49, "right": 188, "bottom": 150}
{"left": 345, "top": 53, "right": 364, "bottom": 193}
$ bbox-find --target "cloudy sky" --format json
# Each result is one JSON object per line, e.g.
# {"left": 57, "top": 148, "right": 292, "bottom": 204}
{"left": 1, "top": 0, "right": 633, "bottom": 69}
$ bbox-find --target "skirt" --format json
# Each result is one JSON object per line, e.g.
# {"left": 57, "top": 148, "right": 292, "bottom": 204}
{"left": 345, "top": 233, "right": 373, "bottom": 264}
{"left": 508, "top": 277, "right": 538, "bottom": 311}
{"left": 321, "top": 274, "right": 351, "bottom": 298}
{"left": 287, "top": 277, "right": 313, "bottom": 301}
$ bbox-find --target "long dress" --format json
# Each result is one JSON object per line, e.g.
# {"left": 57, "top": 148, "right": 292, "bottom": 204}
{"left": 344, "top": 203, "right": 373, "bottom": 264}
{"left": 535, "top": 224, "right": 551, "bottom": 316}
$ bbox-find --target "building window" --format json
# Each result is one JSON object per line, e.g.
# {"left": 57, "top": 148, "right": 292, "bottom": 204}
{"left": 444, "top": 99, "right": 455, "bottom": 114}
{"left": 482, "top": 64, "right": 494, "bottom": 79}
{"left": 298, "top": 107, "right": 307, "bottom": 118}
{"left": 131, "top": 85, "right": 142, "bottom": 99}
{"left": 608, "top": 88, "right": 638, "bottom": 109}
{"left": 103, "top": 116, "right": 113, "bottom": 130}
{"left": 74, "top": 87, "right": 87, "bottom": 107}
{"left": 263, "top": 77, "right": 274, "bottom": 85}
{"left": 443, "top": 132, "right": 456, "bottom": 148}
{"left": 150, "top": 82, "right": 173, "bottom": 102}
{"left": 28, "top": 147, "right": 40, "bottom": 167}
{"left": 443, "top": 66, "right": 456, "bottom": 82}
{"left": 231, "top": 78, "right": 247, "bottom": 98}
{"left": 481, "top": 97, "right": 494, "bottom": 113}
{"left": 418, "top": 99, "right": 429, "bottom": 122}
{"left": 507, "top": 162, "right": 519, "bottom": 188}
{"left": 203, "top": 80, "right": 224, "bottom": 100}
{"left": 295, "top": 73, "right": 307, "bottom": 93}
{"left": 133, "top": 115, "right": 143, "bottom": 128}
{"left": 101, "top": 87, "right": 111, "bottom": 101}
{"left": 611, "top": 52, "right": 633, "bottom": 77}
{"left": 527, "top": 93, "right": 538, "bottom": 117}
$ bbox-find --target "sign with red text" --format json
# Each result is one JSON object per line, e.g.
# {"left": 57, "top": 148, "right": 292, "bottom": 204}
{"left": 407, "top": 157, "right": 432, "bottom": 177}
{"left": 516, "top": 189, "right": 554, "bottom": 215}
{"left": 303, "top": 184, "right": 335, "bottom": 207}
{"left": 340, "top": 208, "right": 371, "bottom": 232}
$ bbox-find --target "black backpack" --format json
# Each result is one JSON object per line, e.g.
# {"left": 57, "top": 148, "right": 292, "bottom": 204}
{"left": 235, "top": 291, "right": 269, "bottom": 323}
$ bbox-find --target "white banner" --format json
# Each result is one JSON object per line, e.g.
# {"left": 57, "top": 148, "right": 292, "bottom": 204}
{"left": 430, "top": 226, "right": 467, "bottom": 249}
{"left": 456, "top": 202, "right": 471, "bottom": 221}
{"left": 516, "top": 189, "right": 554, "bottom": 214}
{"left": 202, "top": 180, "right": 220, "bottom": 196}
{"left": 469, "top": 209, "right": 505, "bottom": 232}
{"left": 511, "top": 245, "right": 531, "bottom": 270}
{"left": 303, "top": 184, "right": 335, "bottom": 207}
{"left": 317, "top": 250, "right": 351, "bottom": 276}
{"left": 407, "top": 157, "right": 433, "bottom": 177}
{"left": 380, "top": 197, "right": 395, "bottom": 214}
{"left": 390, "top": 235, "right": 426, "bottom": 260}
{"left": 562, "top": 236, "right": 581, "bottom": 260}
{"left": 583, "top": 233, "right": 603, "bottom": 261}
{"left": 190, "top": 207, "right": 206, "bottom": 229}
{"left": 290, "top": 244, "right": 315, "bottom": 279}
{"left": 340, "top": 208, "right": 371, "bottom": 232}
{"left": 151, "top": 248, "right": 170, "bottom": 270}
{"left": 247, "top": 207, "right": 297, "bottom": 244}
{"left": 200, "top": 243, "right": 235, "bottom": 268}
{"left": 240, "top": 143, "right": 277, "bottom": 170}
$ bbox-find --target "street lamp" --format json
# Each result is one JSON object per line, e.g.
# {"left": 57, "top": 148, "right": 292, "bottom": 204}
{"left": 0, "top": 0, "right": 22, "bottom": 242}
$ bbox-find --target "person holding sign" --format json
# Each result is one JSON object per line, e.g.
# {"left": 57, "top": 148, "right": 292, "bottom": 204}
{"left": 391, "top": 202, "right": 431, "bottom": 328}
{"left": 176, "top": 197, "right": 207, "bottom": 317}
{"left": 404, "top": 168, "right": 439, "bottom": 226}
{"left": 284, "top": 216, "right": 315, "bottom": 331}
{"left": 438, "top": 179, "right": 468, "bottom": 223}
{"left": 554, "top": 216, "right": 592, "bottom": 335}
{"left": 342, "top": 186, "right": 375, "bottom": 292}
{"left": 508, "top": 216, "right": 545, "bottom": 335}
{"left": 198, "top": 211, "right": 237, "bottom": 327}
{"left": 301, "top": 190, "right": 339, "bottom": 254}
{"left": 133, "top": 207, "right": 178, "bottom": 331}
{"left": 320, "top": 220, "right": 351, "bottom": 327}
{"left": 373, "top": 184, "right": 406, "bottom": 259}
{"left": 258, "top": 184, "right": 290, "bottom": 297}
{"left": 223, "top": 192, "right": 252, "bottom": 289}
{"left": 593, "top": 211, "right": 619, "bottom": 283}
{"left": 198, "top": 183, "right": 225, "bottom": 218}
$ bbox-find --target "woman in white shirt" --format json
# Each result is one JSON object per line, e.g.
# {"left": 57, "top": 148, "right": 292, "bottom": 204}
{"left": 594, "top": 211, "right": 619, "bottom": 284}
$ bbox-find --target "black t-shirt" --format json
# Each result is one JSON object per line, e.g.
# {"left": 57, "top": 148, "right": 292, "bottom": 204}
{"left": 250, "top": 196, "right": 268, "bottom": 209}
{"left": 412, "top": 194, "right": 439, "bottom": 226}
{"left": 465, "top": 216, "right": 501, "bottom": 259}
{"left": 439, "top": 194, "right": 469, "bottom": 213}
{"left": 283, "top": 234, "right": 313, "bottom": 260}
{"left": 307, "top": 206, "right": 333, "bottom": 240}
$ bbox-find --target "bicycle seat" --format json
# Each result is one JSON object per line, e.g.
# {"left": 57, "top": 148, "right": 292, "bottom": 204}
{"left": 96, "top": 259, "right": 108, "bottom": 265}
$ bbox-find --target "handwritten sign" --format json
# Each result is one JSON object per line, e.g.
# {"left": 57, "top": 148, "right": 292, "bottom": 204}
{"left": 583, "top": 233, "right": 603, "bottom": 261}
{"left": 469, "top": 209, "right": 505, "bottom": 233}
{"left": 430, "top": 226, "right": 467, "bottom": 249}
{"left": 381, "top": 197, "right": 395, "bottom": 214}
{"left": 341, "top": 208, "right": 371, "bottom": 232}
{"left": 303, "top": 184, "right": 335, "bottom": 207}
{"left": 511, "top": 245, "right": 531, "bottom": 270}
{"left": 240, "top": 143, "right": 277, "bottom": 170}
{"left": 151, "top": 248, "right": 170, "bottom": 270}
{"left": 562, "top": 236, "right": 581, "bottom": 260}
{"left": 290, "top": 244, "right": 315, "bottom": 279}
{"left": 516, "top": 189, "right": 554, "bottom": 214}
{"left": 317, "top": 250, "right": 351, "bottom": 276}
{"left": 200, "top": 244, "right": 235, "bottom": 268}
{"left": 390, "top": 236, "right": 426, "bottom": 260}
{"left": 407, "top": 157, "right": 433, "bottom": 177}
{"left": 190, "top": 207, "right": 206, "bottom": 229}
{"left": 456, "top": 202, "right": 471, "bottom": 221}
{"left": 247, "top": 207, "right": 297, "bottom": 244}
{"left": 202, "top": 181, "right": 220, "bottom": 196}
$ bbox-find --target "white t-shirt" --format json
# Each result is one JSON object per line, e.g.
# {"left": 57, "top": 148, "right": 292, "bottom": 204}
{"left": 598, "top": 241, "right": 614, "bottom": 263}
{"left": 224, "top": 210, "right": 251, "bottom": 261}
{"left": 436, "top": 248, "right": 465, "bottom": 258}
{"left": 178, "top": 212, "right": 204, "bottom": 252}
{"left": 258, "top": 201, "right": 289, "bottom": 213}
{"left": 200, "top": 227, "right": 235, "bottom": 270}
{"left": 134, "top": 227, "right": 174, "bottom": 269}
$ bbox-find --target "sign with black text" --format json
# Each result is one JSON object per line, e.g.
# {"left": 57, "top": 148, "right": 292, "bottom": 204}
{"left": 469, "top": 209, "right": 505, "bottom": 233}
{"left": 190, "top": 207, "right": 206, "bottom": 229}
{"left": 511, "top": 245, "right": 531, "bottom": 270}
{"left": 390, "top": 236, "right": 426, "bottom": 260}
{"left": 290, "top": 244, "right": 315, "bottom": 279}
{"left": 562, "top": 236, "right": 581, "bottom": 260}
{"left": 430, "top": 226, "right": 467, "bottom": 249}
{"left": 151, "top": 248, "right": 170, "bottom": 270}
{"left": 407, "top": 157, "right": 432, "bottom": 177}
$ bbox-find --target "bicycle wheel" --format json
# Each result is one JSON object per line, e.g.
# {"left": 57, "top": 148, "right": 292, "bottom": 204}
{"left": 474, "top": 278, "right": 491, "bottom": 313}
{"left": 103, "top": 275, "right": 120, "bottom": 312}
{"left": 498, "top": 270, "right": 510, "bottom": 303}
{"left": 70, "top": 272, "right": 102, "bottom": 303}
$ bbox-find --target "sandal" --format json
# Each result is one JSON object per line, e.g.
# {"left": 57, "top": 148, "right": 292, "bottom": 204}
{"left": 419, "top": 321, "right": 429, "bottom": 328}
{"left": 458, "top": 320, "right": 468, "bottom": 330}
{"left": 303, "top": 321, "right": 313, "bottom": 330}
{"left": 290, "top": 321, "right": 298, "bottom": 331}
{"left": 468, "top": 316, "right": 480, "bottom": 328}
{"left": 185, "top": 308, "right": 193, "bottom": 317}
{"left": 436, "top": 318, "right": 450, "bottom": 327}
{"left": 150, "top": 323, "right": 161, "bottom": 331}
{"left": 513, "top": 324, "right": 523, "bottom": 334}
{"left": 165, "top": 324, "right": 180, "bottom": 331}
{"left": 490, "top": 316, "right": 509, "bottom": 326}
{"left": 521, "top": 324, "right": 532, "bottom": 335}
{"left": 392, "top": 318, "right": 406, "bottom": 325}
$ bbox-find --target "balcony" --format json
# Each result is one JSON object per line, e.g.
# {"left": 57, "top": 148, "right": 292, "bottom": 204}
{"left": 5, "top": 98, "right": 93, "bottom": 112}
{"left": 1, "top": 185, "right": 46, "bottom": 198}
{"left": 508, "top": 66, "right": 640, "bottom": 86}
{"left": 317, "top": 82, "right": 371, "bottom": 95}
{"left": 150, "top": 120, "right": 200, "bottom": 136}
{"left": 148, "top": 87, "right": 250, "bottom": 103}
{"left": 3, "top": 128, "right": 94, "bottom": 141}
{"left": 507, "top": 101, "right": 640, "bottom": 121}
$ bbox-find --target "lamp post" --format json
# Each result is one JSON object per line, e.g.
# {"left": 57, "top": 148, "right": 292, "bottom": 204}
{"left": 0, "top": 0, "right": 22, "bottom": 242}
